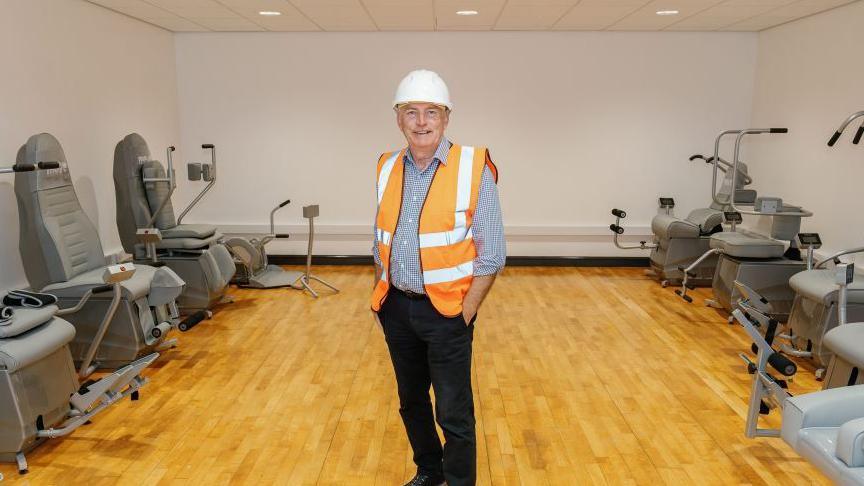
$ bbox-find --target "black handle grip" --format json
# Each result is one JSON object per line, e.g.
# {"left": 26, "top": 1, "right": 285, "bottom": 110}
{"left": 828, "top": 131, "right": 842, "bottom": 146}
{"left": 609, "top": 224, "right": 624, "bottom": 235}
{"left": 689, "top": 154, "right": 704, "bottom": 161}
{"left": 853, "top": 126, "right": 864, "bottom": 145}
{"left": 202, "top": 144, "right": 214, "bottom": 149}
{"left": 13, "top": 164, "right": 35, "bottom": 172}
{"left": 274, "top": 233, "right": 290, "bottom": 239}
{"left": 770, "top": 128, "right": 788, "bottom": 134}
{"left": 611, "top": 209, "right": 626, "bottom": 218}
{"left": 278, "top": 199, "right": 291, "bottom": 208}
{"left": 168, "top": 146, "right": 176, "bottom": 152}
{"left": 38, "top": 161, "right": 60, "bottom": 169}
{"left": 91, "top": 284, "right": 113, "bottom": 294}
{"left": 768, "top": 351, "right": 797, "bottom": 377}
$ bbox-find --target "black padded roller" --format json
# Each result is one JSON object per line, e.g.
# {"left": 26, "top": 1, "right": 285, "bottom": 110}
{"left": 202, "top": 143, "right": 214, "bottom": 149}
{"left": 611, "top": 209, "right": 626, "bottom": 218}
{"left": 275, "top": 233, "right": 290, "bottom": 239}
{"left": 178, "top": 310, "right": 207, "bottom": 332}
{"left": 689, "top": 154, "right": 705, "bottom": 161}
{"left": 770, "top": 128, "right": 788, "bottom": 134}
{"left": 609, "top": 224, "right": 624, "bottom": 234}
{"left": 828, "top": 131, "right": 842, "bottom": 146}
{"left": 278, "top": 199, "right": 291, "bottom": 208}
{"left": 768, "top": 351, "right": 797, "bottom": 377}
{"left": 13, "top": 164, "right": 35, "bottom": 172}
{"left": 37, "top": 161, "right": 60, "bottom": 169}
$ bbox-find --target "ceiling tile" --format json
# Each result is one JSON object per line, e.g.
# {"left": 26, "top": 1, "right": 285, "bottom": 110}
{"left": 554, "top": 3, "right": 643, "bottom": 29}
{"left": 292, "top": 0, "right": 377, "bottom": 30}
{"left": 146, "top": 0, "right": 240, "bottom": 19}
{"left": 213, "top": 0, "right": 320, "bottom": 29}
{"left": 87, "top": 0, "right": 177, "bottom": 19}
{"left": 364, "top": 1, "right": 435, "bottom": 30}
{"left": 145, "top": 17, "right": 211, "bottom": 30}
{"left": 435, "top": 0, "right": 505, "bottom": 28}
{"left": 191, "top": 17, "right": 264, "bottom": 30}
{"left": 494, "top": 4, "right": 572, "bottom": 29}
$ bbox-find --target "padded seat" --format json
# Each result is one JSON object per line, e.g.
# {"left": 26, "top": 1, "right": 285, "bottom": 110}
{"left": 824, "top": 324, "right": 864, "bottom": 370}
{"left": 790, "top": 269, "right": 864, "bottom": 306}
{"left": 42, "top": 265, "right": 156, "bottom": 300}
{"left": 155, "top": 234, "right": 222, "bottom": 250}
{"left": 709, "top": 232, "right": 785, "bottom": 259}
{"left": 797, "top": 427, "right": 864, "bottom": 485}
{"left": 652, "top": 208, "right": 723, "bottom": 240}
{"left": 0, "top": 312, "right": 75, "bottom": 372}
{"left": 161, "top": 224, "right": 217, "bottom": 240}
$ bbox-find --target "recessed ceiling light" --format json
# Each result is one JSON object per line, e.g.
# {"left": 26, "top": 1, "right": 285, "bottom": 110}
{"left": 656, "top": 10, "right": 679, "bottom": 15}
{"left": 259, "top": 11, "right": 281, "bottom": 16}
{"left": 456, "top": 10, "right": 479, "bottom": 16}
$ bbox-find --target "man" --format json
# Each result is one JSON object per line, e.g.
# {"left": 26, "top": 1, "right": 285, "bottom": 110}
{"left": 371, "top": 69, "right": 505, "bottom": 486}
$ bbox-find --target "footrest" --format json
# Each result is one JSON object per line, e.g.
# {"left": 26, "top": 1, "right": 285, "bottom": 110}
{"left": 70, "top": 353, "right": 158, "bottom": 412}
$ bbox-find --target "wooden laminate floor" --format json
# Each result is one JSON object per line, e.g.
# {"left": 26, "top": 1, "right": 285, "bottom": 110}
{"left": 1, "top": 266, "right": 828, "bottom": 485}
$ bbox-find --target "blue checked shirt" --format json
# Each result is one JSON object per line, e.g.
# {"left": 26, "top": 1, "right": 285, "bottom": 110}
{"left": 373, "top": 137, "right": 506, "bottom": 294}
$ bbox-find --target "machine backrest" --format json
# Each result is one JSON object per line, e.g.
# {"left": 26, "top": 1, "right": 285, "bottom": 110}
{"left": 710, "top": 161, "right": 750, "bottom": 211}
{"left": 14, "top": 133, "right": 105, "bottom": 290}
{"left": 113, "top": 133, "right": 178, "bottom": 254}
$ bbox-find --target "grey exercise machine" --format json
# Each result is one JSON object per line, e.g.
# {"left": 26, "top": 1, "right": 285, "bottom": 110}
{"left": 609, "top": 130, "right": 753, "bottom": 287}
{"left": 14, "top": 133, "right": 185, "bottom": 367}
{"left": 676, "top": 128, "right": 812, "bottom": 319}
{"left": 0, "top": 284, "right": 157, "bottom": 474}
{"left": 1, "top": 162, "right": 157, "bottom": 474}
{"left": 224, "top": 199, "right": 303, "bottom": 289}
{"left": 730, "top": 114, "right": 864, "bottom": 377}
{"left": 114, "top": 133, "right": 235, "bottom": 317}
{"left": 733, "top": 266, "right": 864, "bottom": 484}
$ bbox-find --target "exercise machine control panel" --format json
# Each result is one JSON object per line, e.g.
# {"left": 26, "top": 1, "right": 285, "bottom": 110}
{"left": 797, "top": 233, "right": 822, "bottom": 249}
{"left": 724, "top": 211, "right": 743, "bottom": 224}
{"left": 754, "top": 197, "right": 783, "bottom": 213}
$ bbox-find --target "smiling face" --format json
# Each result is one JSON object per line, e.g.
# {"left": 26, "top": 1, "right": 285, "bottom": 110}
{"left": 396, "top": 102, "right": 449, "bottom": 157}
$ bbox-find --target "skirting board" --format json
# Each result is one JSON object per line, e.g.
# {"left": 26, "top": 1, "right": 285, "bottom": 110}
{"left": 269, "top": 255, "right": 650, "bottom": 267}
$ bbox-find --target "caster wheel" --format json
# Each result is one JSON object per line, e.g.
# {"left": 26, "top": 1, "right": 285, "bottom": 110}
{"left": 661, "top": 280, "right": 669, "bottom": 288}
{"left": 206, "top": 310, "right": 213, "bottom": 320}
{"left": 131, "top": 390, "right": 140, "bottom": 401}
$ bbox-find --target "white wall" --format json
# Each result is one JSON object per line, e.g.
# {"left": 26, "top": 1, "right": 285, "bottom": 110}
{"left": 173, "top": 31, "right": 758, "bottom": 256}
{"left": 748, "top": 0, "right": 864, "bottom": 262}
{"left": 0, "top": 0, "right": 179, "bottom": 289}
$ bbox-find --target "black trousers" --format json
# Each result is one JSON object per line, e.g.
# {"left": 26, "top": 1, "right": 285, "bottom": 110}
{"left": 379, "top": 289, "right": 476, "bottom": 486}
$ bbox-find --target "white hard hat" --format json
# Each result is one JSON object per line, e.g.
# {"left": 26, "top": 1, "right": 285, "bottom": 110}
{"left": 393, "top": 69, "right": 452, "bottom": 111}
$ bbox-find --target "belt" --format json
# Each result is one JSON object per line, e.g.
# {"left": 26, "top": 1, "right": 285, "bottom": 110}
{"left": 391, "top": 287, "right": 429, "bottom": 300}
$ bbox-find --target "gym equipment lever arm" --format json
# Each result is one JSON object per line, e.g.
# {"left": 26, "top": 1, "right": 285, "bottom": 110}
{"left": 828, "top": 111, "right": 864, "bottom": 146}
{"left": 177, "top": 144, "right": 217, "bottom": 224}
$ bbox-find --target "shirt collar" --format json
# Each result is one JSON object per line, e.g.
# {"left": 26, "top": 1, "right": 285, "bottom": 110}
{"left": 404, "top": 137, "right": 452, "bottom": 167}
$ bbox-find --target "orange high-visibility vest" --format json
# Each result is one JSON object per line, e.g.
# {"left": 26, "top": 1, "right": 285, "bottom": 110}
{"left": 371, "top": 144, "right": 498, "bottom": 317}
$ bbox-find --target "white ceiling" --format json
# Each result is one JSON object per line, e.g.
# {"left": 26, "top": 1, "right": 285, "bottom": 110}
{"left": 86, "top": 0, "right": 859, "bottom": 32}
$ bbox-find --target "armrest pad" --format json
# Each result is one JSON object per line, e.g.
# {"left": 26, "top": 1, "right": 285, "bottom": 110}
{"left": 837, "top": 417, "right": 864, "bottom": 467}
{"left": 782, "top": 385, "right": 864, "bottom": 448}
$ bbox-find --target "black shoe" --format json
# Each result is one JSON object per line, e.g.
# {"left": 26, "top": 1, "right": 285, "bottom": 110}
{"left": 403, "top": 473, "right": 445, "bottom": 486}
